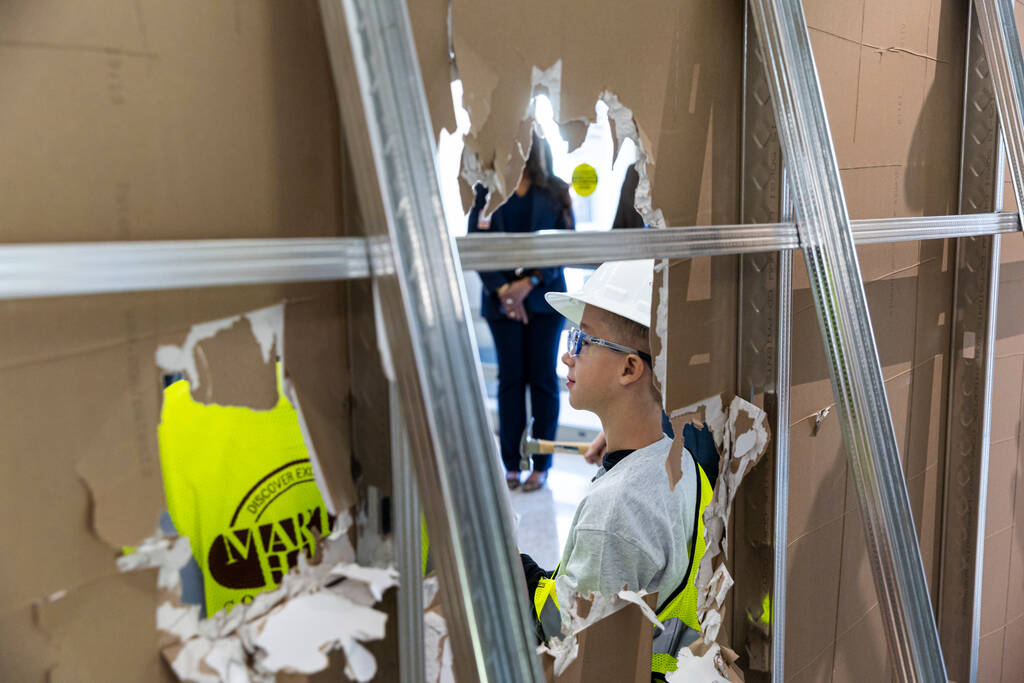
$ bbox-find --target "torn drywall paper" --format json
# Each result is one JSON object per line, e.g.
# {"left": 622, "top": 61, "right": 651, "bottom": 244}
{"left": 167, "top": 636, "right": 268, "bottom": 683}
{"left": 812, "top": 405, "right": 831, "bottom": 436}
{"left": 697, "top": 396, "right": 764, "bottom": 564}
{"left": 668, "top": 394, "right": 728, "bottom": 447}
{"left": 244, "top": 305, "right": 285, "bottom": 365}
{"left": 168, "top": 638, "right": 240, "bottom": 683}
{"left": 666, "top": 637, "right": 743, "bottom": 683}
{"left": 121, "top": 516, "right": 386, "bottom": 682}
{"left": 438, "top": 636, "right": 455, "bottom": 683}
{"left": 666, "top": 394, "right": 729, "bottom": 490}
{"left": 599, "top": 92, "right": 661, "bottom": 229}
{"left": 155, "top": 304, "right": 285, "bottom": 390}
{"left": 169, "top": 638, "right": 255, "bottom": 683}
{"left": 117, "top": 532, "right": 193, "bottom": 592}
{"left": 654, "top": 259, "right": 670, "bottom": 394}
{"left": 707, "top": 564, "right": 734, "bottom": 611}
{"left": 158, "top": 602, "right": 202, "bottom": 644}
{"left": 423, "top": 575, "right": 441, "bottom": 609}
{"left": 459, "top": 145, "right": 506, "bottom": 216}
{"left": 284, "top": 385, "right": 338, "bottom": 517}
{"left": 329, "top": 564, "right": 400, "bottom": 602}
{"left": 454, "top": 34, "right": 499, "bottom": 138}
{"left": 536, "top": 628, "right": 580, "bottom": 678}
{"left": 251, "top": 592, "right": 386, "bottom": 677}
{"left": 531, "top": 60, "right": 562, "bottom": 121}
{"left": 424, "top": 609, "right": 451, "bottom": 683}
{"left": 668, "top": 395, "right": 768, "bottom": 647}
{"left": 615, "top": 590, "right": 664, "bottom": 630}
{"left": 539, "top": 587, "right": 660, "bottom": 676}
{"left": 155, "top": 315, "right": 239, "bottom": 389}
{"left": 200, "top": 638, "right": 251, "bottom": 683}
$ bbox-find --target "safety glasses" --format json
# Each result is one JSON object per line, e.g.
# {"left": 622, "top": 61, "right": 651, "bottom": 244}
{"left": 566, "top": 326, "right": 652, "bottom": 366}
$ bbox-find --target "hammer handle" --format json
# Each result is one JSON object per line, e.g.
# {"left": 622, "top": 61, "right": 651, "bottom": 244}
{"left": 535, "top": 439, "right": 590, "bottom": 455}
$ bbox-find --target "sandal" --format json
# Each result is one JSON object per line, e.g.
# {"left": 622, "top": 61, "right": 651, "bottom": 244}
{"left": 506, "top": 470, "right": 522, "bottom": 490}
{"left": 522, "top": 470, "right": 548, "bottom": 492}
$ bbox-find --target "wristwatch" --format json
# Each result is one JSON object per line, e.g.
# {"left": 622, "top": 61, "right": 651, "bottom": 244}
{"left": 515, "top": 267, "right": 542, "bottom": 287}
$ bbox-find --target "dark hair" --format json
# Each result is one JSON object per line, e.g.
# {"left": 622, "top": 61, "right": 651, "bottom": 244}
{"left": 599, "top": 308, "right": 661, "bottom": 405}
{"left": 603, "top": 311, "right": 651, "bottom": 357}
{"left": 524, "top": 131, "right": 573, "bottom": 226}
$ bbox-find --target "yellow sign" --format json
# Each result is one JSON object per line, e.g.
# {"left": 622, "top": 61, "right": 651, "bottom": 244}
{"left": 571, "top": 163, "right": 598, "bottom": 197}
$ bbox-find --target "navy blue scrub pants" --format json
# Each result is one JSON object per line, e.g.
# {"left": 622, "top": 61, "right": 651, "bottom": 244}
{"left": 487, "top": 312, "right": 565, "bottom": 473}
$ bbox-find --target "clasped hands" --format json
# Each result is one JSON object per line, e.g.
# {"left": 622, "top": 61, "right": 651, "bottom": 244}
{"left": 497, "top": 278, "right": 533, "bottom": 324}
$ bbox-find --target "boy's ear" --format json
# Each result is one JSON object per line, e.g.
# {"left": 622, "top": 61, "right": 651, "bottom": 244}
{"left": 619, "top": 354, "right": 646, "bottom": 387}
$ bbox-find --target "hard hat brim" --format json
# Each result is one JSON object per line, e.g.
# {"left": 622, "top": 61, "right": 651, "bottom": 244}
{"left": 544, "top": 291, "right": 588, "bottom": 326}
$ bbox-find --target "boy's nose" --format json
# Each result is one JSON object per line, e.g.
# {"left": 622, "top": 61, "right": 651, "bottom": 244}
{"left": 561, "top": 351, "right": 573, "bottom": 366}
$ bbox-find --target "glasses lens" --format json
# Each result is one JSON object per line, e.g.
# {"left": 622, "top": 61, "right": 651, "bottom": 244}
{"left": 568, "top": 328, "right": 581, "bottom": 356}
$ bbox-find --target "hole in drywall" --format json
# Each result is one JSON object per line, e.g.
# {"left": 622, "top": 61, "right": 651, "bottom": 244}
{"left": 437, "top": 86, "right": 640, "bottom": 240}
{"left": 443, "top": 86, "right": 652, "bottom": 560}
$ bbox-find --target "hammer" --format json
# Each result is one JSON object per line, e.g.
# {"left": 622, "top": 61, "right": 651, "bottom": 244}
{"left": 518, "top": 417, "right": 592, "bottom": 470}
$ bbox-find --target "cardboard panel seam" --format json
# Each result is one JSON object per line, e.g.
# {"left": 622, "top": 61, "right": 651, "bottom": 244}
{"left": 808, "top": 24, "right": 946, "bottom": 62}
{"left": 789, "top": 354, "right": 944, "bottom": 426}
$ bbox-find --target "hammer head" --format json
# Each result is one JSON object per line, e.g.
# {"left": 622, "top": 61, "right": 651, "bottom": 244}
{"left": 518, "top": 417, "right": 537, "bottom": 470}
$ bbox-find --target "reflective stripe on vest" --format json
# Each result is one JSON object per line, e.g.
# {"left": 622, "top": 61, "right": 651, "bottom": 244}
{"left": 534, "top": 576, "right": 563, "bottom": 640}
{"left": 651, "top": 462, "right": 713, "bottom": 676}
{"left": 159, "top": 364, "right": 329, "bottom": 617}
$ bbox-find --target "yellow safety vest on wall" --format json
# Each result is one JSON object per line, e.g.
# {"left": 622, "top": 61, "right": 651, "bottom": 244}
{"left": 533, "top": 461, "right": 713, "bottom": 680}
{"left": 159, "top": 366, "right": 329, "bottom": 617}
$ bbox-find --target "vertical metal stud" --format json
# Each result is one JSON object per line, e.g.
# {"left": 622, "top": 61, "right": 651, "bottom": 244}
{"left": 748, "top": 0, "right": 948, "bottom": 679}
{"left": 973, "top": 0, "right": 1024, "bottom": 228}
{"left": 939, "top": 5, "right": 1004, "bottom": 681}
{"left": 391, "top": 383, "right": 427, "bottom": 683}
{"left": 318, "top": 1, "right": 544, "bottom": 680}
{"left": 737, "top": 5, "right": 792, "bottom": 680}
{"left": 772, "top": 245, "right": 792, "bottom": 682}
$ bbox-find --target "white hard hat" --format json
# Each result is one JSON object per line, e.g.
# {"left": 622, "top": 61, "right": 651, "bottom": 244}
{"left": 545, "top": 259, "right": 654, "bottom": 327}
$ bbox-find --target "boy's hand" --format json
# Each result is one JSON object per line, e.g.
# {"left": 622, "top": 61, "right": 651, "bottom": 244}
{"left": 583, "top": 431, "right": 607, "bottom": 465}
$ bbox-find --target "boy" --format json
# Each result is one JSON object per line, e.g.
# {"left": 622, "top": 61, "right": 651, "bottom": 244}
{"left": 522, "top": 259, "right": 711, "bottom": 677}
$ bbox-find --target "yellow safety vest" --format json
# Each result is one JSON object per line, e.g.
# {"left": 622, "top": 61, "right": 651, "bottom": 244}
{"left": 533, "top": 461, "right": 713, "bottom": 679}
{"left": 158, "top": 366, "right": 329, "bottom": 617}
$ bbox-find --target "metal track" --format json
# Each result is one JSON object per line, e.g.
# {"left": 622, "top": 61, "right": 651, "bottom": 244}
{"left": 0, "top": 237, "right": 371, "bottom": 299}
{"left": 1, "top": 213, "right": 1019, "bottom": 300}
{"left": 749, "top": 0, "right": 948, "bottom": 679}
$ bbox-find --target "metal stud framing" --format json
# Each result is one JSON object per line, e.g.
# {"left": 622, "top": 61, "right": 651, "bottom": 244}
{"left": 975, "top": 0, "right": 1024, "bottom": 227}
{"left": 939, "top": 5, "right": 1005, "bottom": 681}
{"left": 391, "top": 383, "right": 427, "bottom": 683}
{"left": 737, "top": 5, "right": 791, "bottom": 680}
{"left": 4, "top": 0, "right": 1024, "bottom": 680}
{"left": 319, "top": 0, "right": 543, "bottom": 680}
{"left": 748, "top": 0, "right": 948, "bottom": 679}
{"left": 1, "top": 213, "right": 1019, "bottom": 301}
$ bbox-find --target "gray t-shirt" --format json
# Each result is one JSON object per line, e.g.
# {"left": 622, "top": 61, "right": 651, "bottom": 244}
{"left": 555, "top": 435, "right": 697, "bottom": 611}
